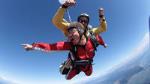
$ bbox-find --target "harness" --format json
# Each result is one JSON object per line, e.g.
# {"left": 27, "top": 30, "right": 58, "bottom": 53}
{"left": 68, "top": 45, "right": 93, "bottom": 67}
{"left": 60, "top": 31, "right": 100, "bottom": 75}
{"left": 68, "top": 31, "right": 99, "bottom": 67}
{"left": 88, "top": 31, "right": 100, "bottom": 51}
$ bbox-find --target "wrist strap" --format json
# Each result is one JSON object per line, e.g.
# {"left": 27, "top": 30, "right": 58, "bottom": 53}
{"left": 62, "top": 5, "right": 68, "bottom": 8}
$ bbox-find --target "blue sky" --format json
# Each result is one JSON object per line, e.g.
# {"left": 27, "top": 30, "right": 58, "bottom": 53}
{"left": 0, "top": 0, "right": 149, "bottom": 84}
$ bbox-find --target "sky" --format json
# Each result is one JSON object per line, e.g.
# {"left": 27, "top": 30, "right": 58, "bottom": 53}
{"left": 0, "top": 0, "right": 149, "bottom": 84}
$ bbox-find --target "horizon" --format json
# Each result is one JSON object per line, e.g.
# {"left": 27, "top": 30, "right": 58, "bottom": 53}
{"left": 0, "top": 0, "right": 150, "bottom": 84}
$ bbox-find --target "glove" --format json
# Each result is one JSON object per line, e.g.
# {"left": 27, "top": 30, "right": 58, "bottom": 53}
{"left": 61, "top": 0, "right": 76, "bottom": 8}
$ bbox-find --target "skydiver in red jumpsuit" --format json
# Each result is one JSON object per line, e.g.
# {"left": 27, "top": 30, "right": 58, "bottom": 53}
{"left": 22, "top": 22, "right": 106, "bottom": 80}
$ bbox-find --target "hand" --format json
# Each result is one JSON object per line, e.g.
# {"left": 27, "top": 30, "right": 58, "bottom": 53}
{"left": 62, "top": 0, "right": 76, "bottom": 8}
{"left": 21, "top": 44, "right": 33, "bottom": 51}
{"left": 99, "top": 8, "right": 106, "bottom": 22}
{"left": 104, "top": 43, "right": 108, "bottom": 48}
{"left": 99, "top": 8, "right": 105, "bottom": 18}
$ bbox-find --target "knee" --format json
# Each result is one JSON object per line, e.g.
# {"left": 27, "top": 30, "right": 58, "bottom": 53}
{"left": 85, "top": 65, "right": 93, "bottom": 76}
{"left": 85, "top": 70, "right": 92, "bottom": 76}
{"left": 65, "top": 76, "right": 72, "bottom": 80}
{"left": 65, "top": 69, "right": 77, "bottom": 80}
{"left": 65, "top": 73, "right": 76, "bottom": 80}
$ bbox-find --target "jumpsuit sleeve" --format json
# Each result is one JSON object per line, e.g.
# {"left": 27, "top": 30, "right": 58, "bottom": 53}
{"left": 52, "top": 7, "right": 70, "bottom": 36}
{"left": 96, "top": 35, "right": 105, "bottom": 46}
{"left": 32, "top": 42, "right": 72, "bottom": 52}
{"left": 90, "top": 17, "right": 107, "bottom": 35}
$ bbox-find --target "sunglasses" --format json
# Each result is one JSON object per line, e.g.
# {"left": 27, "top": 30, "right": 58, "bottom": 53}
{"left": 78, "top": 19, "right": 89, "bottom": 23}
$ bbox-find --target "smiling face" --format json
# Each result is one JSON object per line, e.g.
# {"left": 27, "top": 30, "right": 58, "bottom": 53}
{"left": 68, "top": 28, "right": 80, "bottom": 45}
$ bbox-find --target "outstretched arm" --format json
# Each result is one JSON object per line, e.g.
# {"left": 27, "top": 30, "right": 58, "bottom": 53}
{"left": 96, "top": 35, "right": 107, "bottom": 48}
{"left": 91, "top": 8, "right": 107, "bottom": 35}
{"left": 21, "top": 42, "right": 72, "bottom": 52}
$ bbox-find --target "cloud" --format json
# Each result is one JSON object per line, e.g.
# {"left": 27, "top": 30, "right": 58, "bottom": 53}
{"left": 0, "top": 76, "right": 17, "bottom": 84}
{"left": 126, "top": 32, "right": 149, "bottom": 60}
{"left": 110, "top": 32, "right": 149, "bottom": 71}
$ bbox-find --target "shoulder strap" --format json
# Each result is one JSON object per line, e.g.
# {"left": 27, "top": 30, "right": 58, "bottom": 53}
{"left": 68, "top": 44, "right": 79, "bottom": 61}
{"left": 89, "top": 31, "right": 99, "bottom": 51}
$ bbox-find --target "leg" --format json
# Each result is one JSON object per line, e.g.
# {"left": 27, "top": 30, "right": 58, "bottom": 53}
{"left": 81, "top": 65, "right": 93, "bottom": 76}
{"left": 59, "top": 58, "right": 72, "bottom": 75}
{"left": 65, "top": 68, "right": 77, "bottom": 80}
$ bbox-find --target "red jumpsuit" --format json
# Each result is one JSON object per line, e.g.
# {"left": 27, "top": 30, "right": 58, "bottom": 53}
{"left": 32, "top": 35, "right": 105, "bottom": 79}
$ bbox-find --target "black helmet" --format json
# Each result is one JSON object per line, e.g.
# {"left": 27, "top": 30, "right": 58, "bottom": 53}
{"left": 77, "top": 13, "right": 89, "bottom": 24}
